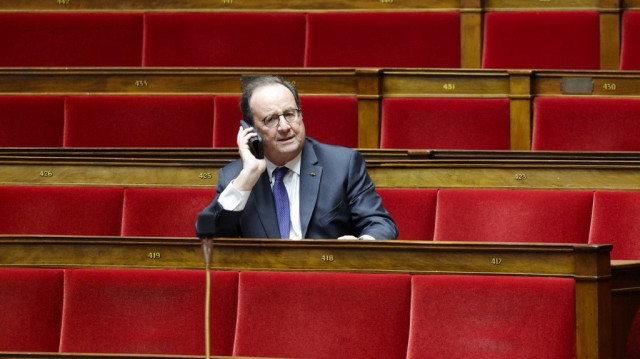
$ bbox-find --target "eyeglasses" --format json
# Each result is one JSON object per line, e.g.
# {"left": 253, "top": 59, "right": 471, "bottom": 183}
{"left": 262, "top": 109, "right": 302, "bottom": 129}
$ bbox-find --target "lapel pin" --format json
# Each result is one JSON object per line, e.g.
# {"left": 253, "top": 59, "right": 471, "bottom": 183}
{"left": 310, "top": 172, "right": 316, "bottom": 177}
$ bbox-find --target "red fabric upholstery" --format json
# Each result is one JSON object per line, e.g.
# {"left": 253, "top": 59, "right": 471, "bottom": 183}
{"left": 621, "top": 11, "right": 640, "bottom": 70}
{"left": 0, "top": 268, "right": 64, "bottom": 352}
{"left": 533, "top": 97, "right": 640, "bottom": 151}
{"left": 434, "top": 189, "right": 593, "bottom": 243}
{"left": 381, "top": 98, "right": 510, "bottom": 150}
{"left": 482, "top": 11, "right": 600, "bottom": 70}
{"left": 305, "top": 12, "right": 460, "bottom": 68}
{"left": 214, "top": 95, "right": 359, "bottom": 148}
{"left": 589, "top": 191, "right": 640, "bottom": 260}
{"left": 64, "top": 95, "right": 214, "bottom": 148}
{"left": 0, "top": 13, "right": 142, "bottom": 67}
{"left": 122, "top": 188, "right": 216, "bottom": 237}
{"left": 0, "top": 186, "right": 123, "bottom": 236}
{"left": 234, "top": 271, "right": 411, "bottom": 359}
{"left": 376, "top": 189, "right": 437, "bottom": 241}
{"left": 60, "top": 269, "right": 238, "bottom": 356}
{"left": 143, "top": 13, "right": 306, "bottom": 67}
{"left": 408, "top": 275, "right": 575, "bottom": 359}
{"left": 0, "top": 96, "right": 64, "bottom": 147}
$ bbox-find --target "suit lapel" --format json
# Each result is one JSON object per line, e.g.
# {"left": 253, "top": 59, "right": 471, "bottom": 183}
{"left": 299, "top": 141, "right": 322, "bottom": 238}
{"left": 253, "top": 172, "right": 281, "bottom": 238}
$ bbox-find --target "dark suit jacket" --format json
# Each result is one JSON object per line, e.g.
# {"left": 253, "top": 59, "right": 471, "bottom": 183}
{"left": 197, "top": 138, "right": 398, "bottom": 239}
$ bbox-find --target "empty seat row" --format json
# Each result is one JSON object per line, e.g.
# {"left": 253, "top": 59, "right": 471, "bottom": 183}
{"left": 0, "top": 95, "right": 357, "bottom": 148}
{"left": 2, "top": 10, "right": 640, "bottom": 70}
{"left": 378, "top": 188, "right": 640, "bottom": 260}
{"left": 1, "top": 185, "right": 640, "bottom": 260}
{"left": 5, "top": 95, "right": 640, "bottom": 151}
{"left": 0, "top": 267, "right": 578, "bottom": 359}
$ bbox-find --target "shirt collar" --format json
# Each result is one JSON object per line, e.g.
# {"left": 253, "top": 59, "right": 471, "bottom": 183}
{"left": 266, "top": 152, "right": 302, "bottom": 180}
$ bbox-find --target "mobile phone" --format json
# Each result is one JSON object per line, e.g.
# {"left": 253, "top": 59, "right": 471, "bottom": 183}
{"left": 240, "top": 120, "right": 264, "bottom": 159}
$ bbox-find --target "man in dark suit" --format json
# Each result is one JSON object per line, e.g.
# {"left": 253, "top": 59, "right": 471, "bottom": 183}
{"left": 196, "top": 75, "right": 397, "bottom": 240}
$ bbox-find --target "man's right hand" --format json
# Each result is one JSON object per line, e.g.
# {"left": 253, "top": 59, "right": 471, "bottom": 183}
{"left": 234, "top": 126, "right": 266, "bottom": 191}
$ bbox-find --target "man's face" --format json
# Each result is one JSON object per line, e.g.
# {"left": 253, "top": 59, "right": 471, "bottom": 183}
{"left": 250, "top": 83, "right": 305, "bottom": 166}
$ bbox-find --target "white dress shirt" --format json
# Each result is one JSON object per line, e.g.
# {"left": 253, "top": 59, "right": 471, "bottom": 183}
{"left": 217, "top": 153, "right": 302, "bottom": 240}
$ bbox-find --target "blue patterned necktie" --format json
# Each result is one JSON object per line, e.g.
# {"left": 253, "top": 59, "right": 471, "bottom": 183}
{"left": 272, "top": 167, "right": 290, "bottom": 239}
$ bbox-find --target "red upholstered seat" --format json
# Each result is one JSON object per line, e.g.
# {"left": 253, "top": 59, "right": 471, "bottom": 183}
{"left": 0, "top": 96, "right": 64, "bottom": 147}
{"left": 533, "top": 97, "right": 640, "bottom": 151}
{"left": 408, "top": 275, "right": 575, "bottom": 359}
{"left": 305, "top": 12, "right": 460, "bottom": 68}
{"left": 214, "top": 95, "right": 358, "bottom": 148}
{"left": 0, "top": 268, "right": 64, "bottom": 352}
{"left": 60, "top": 269, "right": 238, "bottom": 356}
{"left": 143, "top": 13, "right": 306, "bottom": 67}
{"left": 482, "top": 11, "right": 600, "bottom": 70}
{"left": 0, "top": 186, "right": 123, "bottom": 236}
{"left": 589, "top": 191, "right": 640, "bottom": 260}
{"left": 122, "top": 188, "right": 216, "bottom": 237}
{"left": 621, "top": 11, "right": 640, "bottom": 70}
{"left": 434, "top": 189, "right": 593, "bottom": 243}
{"left": 233, "top": 271, "right": 411, "bottom": 359}
{"left": 380, "top": 98, "right": 510, "bottom": 150}
{"left": 376, "top": 188, "right": 437, "bottom": 241}
{"left": 64, "top": 95, "right": 214, "bottom": 148}
{"left": 0, "top": 13, "right": 142, "bottom": 67}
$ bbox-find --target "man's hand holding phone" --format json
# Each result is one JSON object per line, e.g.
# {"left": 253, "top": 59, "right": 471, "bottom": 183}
{"left": 233, "top": 121, "right": 267, "bottom": 191}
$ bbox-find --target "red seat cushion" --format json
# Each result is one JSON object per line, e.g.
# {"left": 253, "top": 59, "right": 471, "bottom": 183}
{"left": 0, "top": 13, "right": 142, "bottom": 67}
{"left": 214, "top": 95, "right": 358, "bottom": 148}
{"left": 408, "top": 275, "right": 575, "bottom": 359}
{"left": 381, "top": 98, "right": 510, "bottom": 150}
{"left": 533, "top": 97, "right": 640, "bottom": 151}
{"left": 589, "top": 191, "right": 640, "bottom": 260}
{"left": 143, "top": 13, "right": 306, "bottom": 67}
{"left": 60, "top": 269, "right": 239, "bottom": 356}
{"left": 377, "top": 189, "right": 437, "bottom": 241}
{"left": 0, "top": 268, "right": 64, "bottom": 352}
{"left": 434, "top": 189, "right": 593, "bottom": 243}
{"left": 64, "top": 95, "right": 214, "bottom": 148}
{"left": 482, "top": 11, "right": 600, "bottom": 70}
{"left": 305, "top": 12, "right": 460, "bottom": 68}
{"left": 0, "top": 96, "right": 64, "bottom": 147}
{"left": 122, "top": 188, "right": 216, "bottom": 237}
{"left": 621, "top": 11, "right": 640, "bottom": 70}
{"left": 0, "top": 186, "right": 123, "bottom": 236}
{"left": 234, "top": 271, "right": 411, "bottom": 359}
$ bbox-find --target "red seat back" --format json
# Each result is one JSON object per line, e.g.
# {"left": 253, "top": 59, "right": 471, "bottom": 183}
{"left": 122, "top": 188, "right": 216, "bottom": 237}
{"left": 533, "top": 97, "right": 640, "bottom": 151}
{"left": 0, "top": 268, "right": 64, "bottom": 352}
{"left": 0, "top": 96, "right": 64, "bottom": 147}
{"left": 408, "top": 275, "right": 576, "bottom": 358}
{"left": 589, "top": 191, "right": 640, "bottom": 260}
{"left": 0, "top": 186, "right": 124, "bottom": 236}
{"left": 0, "top": 13, "right": 142, "bottom": 67}
{"left": 434, "top": 189, "right": 593, "bottom": 243}
{"left": 621, "top": 11, "right": 640, "bottom": 70}
{"left": 482, "top": 11, "right": 600, "bottom": 70}
{"left": 64, "top": 95, "right": 214, "bottom": 148}
{"left": 233, "top": 271, "right": 411, "bottom": 359}
{"left": 305, "top": 12, "right": 460, "bottom": 68}
{"left": 143, "top": 13, "right": 306, "bottom": 67}
{"left": 377, "top": 189, "right": 437, "bottom": 241}
{"left": 60, "top": 269, "right": 238, "bottom": 356}
{"left": 381, "top": 98, "right": 510, "bottom": 150}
